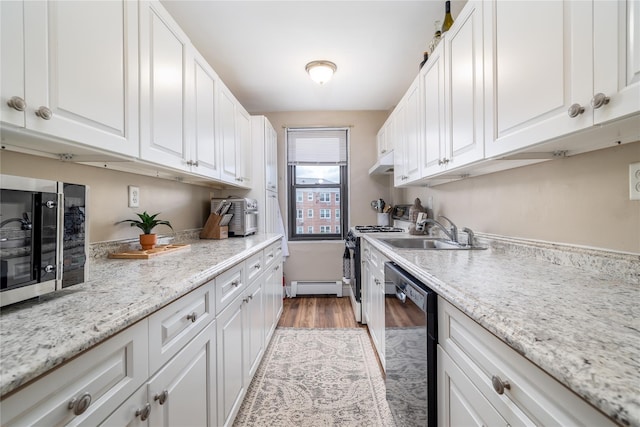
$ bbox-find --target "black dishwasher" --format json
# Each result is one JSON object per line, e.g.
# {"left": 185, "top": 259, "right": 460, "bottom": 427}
{"left": 384, "top": 261, "right": 437, "bottom": 427}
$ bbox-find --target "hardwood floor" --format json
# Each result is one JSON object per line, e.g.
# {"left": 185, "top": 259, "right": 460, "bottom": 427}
{"left": 278, "top": 295, "right": 364, "bottom": 329}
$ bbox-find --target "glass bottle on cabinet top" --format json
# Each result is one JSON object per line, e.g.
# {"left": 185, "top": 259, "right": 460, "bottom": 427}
{"left": 429, "top": 20, "right": 442, "bottom": 54}
{"left": 441, "top": 1, "right": 454, "bottom": 33}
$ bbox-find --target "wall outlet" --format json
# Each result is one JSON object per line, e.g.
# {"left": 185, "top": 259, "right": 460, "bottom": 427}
{"left": 128, "top": 185, "right": 140, "bottom": 208}
{"left": 630, "top": 163, "right": 640, "bottom": 201}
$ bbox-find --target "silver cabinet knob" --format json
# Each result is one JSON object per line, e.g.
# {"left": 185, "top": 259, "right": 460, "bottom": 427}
{"left": 591, "top": 93, "right": 610, "bottom": 109}
{"left": 7, "top": 96, "right": 26, "bottom": 112}
{"left": 491, "top": 375, "right": 511, "bottom": 395}
{"left": 186, "top": 312, "right": 197, "bottom": 323}
{"left": 68, "top": 392, "right": 92, "bottom": 416}
{"left": 567, "top": 103, "right": 585, "bottom": 118}
{"left": 136, "top": 402, "right": 151, "bottom": 420}
{"left": 44, "top": 265, "right": 55, "bottom": 273}
{"left": 154, "top": 390, "right": 169, "bottom": 405}
{"left": 35, "top": 106, "right": 53, "bottom": 120}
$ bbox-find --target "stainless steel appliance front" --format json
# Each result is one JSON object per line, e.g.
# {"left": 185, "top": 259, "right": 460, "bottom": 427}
{"left": 0, "top": 175, "right": 87, "bottom": 307}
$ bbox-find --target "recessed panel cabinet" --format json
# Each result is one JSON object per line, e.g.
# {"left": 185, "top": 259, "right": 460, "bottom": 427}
{"left": 0, "top": 0, "right": 139, "bottom": 157}
{"left": 485, "top": 0, "right": 640, "bottom": 158}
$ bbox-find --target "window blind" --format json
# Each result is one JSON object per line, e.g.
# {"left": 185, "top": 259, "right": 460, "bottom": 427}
{"left": 287, "top": 128, "right": 348, "bottom": 165}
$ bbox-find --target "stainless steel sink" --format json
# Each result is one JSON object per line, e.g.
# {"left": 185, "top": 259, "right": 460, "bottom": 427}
{"left": 378, "top": 237, "right": 486, "bottom": 250}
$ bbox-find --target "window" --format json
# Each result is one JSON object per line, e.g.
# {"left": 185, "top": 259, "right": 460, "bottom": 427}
{"left": 296, "top": 209, "right": 303, "bottom": 220}
{"left": 297, "top": 226, "right": 303, "bottom": 233}
{"left": 287, "top": 128, "right": 349, "bottom": 241}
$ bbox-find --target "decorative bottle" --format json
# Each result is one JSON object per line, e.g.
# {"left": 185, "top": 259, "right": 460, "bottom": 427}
{"left": 441, "top": 1, "right": 454, "bottom": 33}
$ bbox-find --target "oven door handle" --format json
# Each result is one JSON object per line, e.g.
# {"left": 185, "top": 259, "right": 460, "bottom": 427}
{"left": 395, "top": 289, "right": 406, "bottom": 304}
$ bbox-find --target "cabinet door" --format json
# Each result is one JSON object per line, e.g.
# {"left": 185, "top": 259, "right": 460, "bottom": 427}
{"left": 218, "top": 84, "right": 238, "bottom": 184}
{"left": 235, "top": 105, "right": 252, "bottom": 188}
{"left": 99, "top": 386, "right": 148, "bottom": 427}
{"left": 244, "top": 278, "right": 264, "bottom": 380}
{"left": 190, "top": 51, "right": 220, "bottom": 179}
{"left": 444, "top": 0, "right": 484, "bottom": 168}
{"left": 376, "top": 125, "right": 387, "bottom": 158}
{"left": 1, "top": 0, "right": 25, "bottom": 127}
{"left": 265, "top": 191, "right": 279, "bottom": 233}
{"left": 22, "top": 0, "right": 139, "bottom": 156}
{"left": 593, "top": 0, "right": 640, "bottom": 124}
{"left": 148, "top": 320, "right": 216, "bottom": 427}
{"left": 393, "top": 107, "right": 406, "bottom": 187}
{"left": 485, "top": 1, "right": 592, "bottom": 158}
{"left": 421, "top": 41, "right": 446, "bottom": 177}
{"left": 139, "top": 0, "right": 189, "bottom": 170}
{"left": 403, "top": 77, "right": 422, "bottom": 183}
{"left": 438, "top": 346, "right": 507, "bottom": 427}
{"left": 265, "top": 121, "right": 278, "bottom": 192}
{"left": 216, "top": 295, "right": 245, "bottom": 427}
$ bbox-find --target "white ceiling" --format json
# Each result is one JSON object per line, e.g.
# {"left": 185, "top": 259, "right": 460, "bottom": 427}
{"left": 160, "top": 1, "right": 466, "bottom": 114}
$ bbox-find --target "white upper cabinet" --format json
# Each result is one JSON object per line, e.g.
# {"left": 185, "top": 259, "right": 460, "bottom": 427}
{"left": 189, "top": 50, "right": 221, "bottom": 179}
{"left": 1, "top": 0, "right": 139, "bottom": 157}
{"left": 443, "top": 0, "right": 485, "bottom": 169}
{"left": 394, "top": 76, "right": 421, "bottom": 186}
{"left": 420, "top": 40, "right": 446, "bottom": 177}
{"left": 485, "top": 0, "right": 640, "bottom": 158}
{"left": 218, "top": 83, "right": 239, "bottom": 184}
{"left": 139, "top": 0, "right": 189, "bottom": 170}
{"left": 235, "top": 105, "right": 252, "bottom": 188}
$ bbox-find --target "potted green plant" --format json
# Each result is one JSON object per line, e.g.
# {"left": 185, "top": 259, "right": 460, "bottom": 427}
{"left": 117, "top": 211, "right": 173, "bottom": 250}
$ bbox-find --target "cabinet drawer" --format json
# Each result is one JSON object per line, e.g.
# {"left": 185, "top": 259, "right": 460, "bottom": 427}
{"left": 264, "top": 242, "right": 281, "bottom": 269}
{"left": 438, "top": 297, "right": 614, "bottom": 426}
{"left": 0, "top": 319, "right": 148, "bottom": 427}
{"left": 215, "top": 263, "right": 245, "bottom": 315}
{"left": 148, "top": 281, "right": 215, "bottom": 374}
{"left": 245, "top": 251, "right": 264, "bottom": 284}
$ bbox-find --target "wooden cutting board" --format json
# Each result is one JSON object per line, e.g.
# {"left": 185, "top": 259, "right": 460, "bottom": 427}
{"left": 108, "top": 244, "right": 190, "bottom": 259}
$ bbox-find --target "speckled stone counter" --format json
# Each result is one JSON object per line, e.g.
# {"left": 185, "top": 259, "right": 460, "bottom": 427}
{"left": 0, "top": 233, "right": 282, "bottom": 397}
{"left": 364, "top": 232, "right": 640, "bottom": 427}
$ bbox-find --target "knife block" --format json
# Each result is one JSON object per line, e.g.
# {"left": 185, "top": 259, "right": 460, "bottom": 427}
{"left": 200, "top": 213, "right": 229, "bottom": 239}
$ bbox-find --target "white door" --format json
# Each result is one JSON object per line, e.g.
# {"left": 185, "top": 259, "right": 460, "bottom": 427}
{"left": 444, "top": 0, "right": 484, "bottom": 168}
{"left": 148, "top": 321, "right": 216, "bottom": 427}
{"left": 139, "top": 0, "right": 189, "bottom": 170}
{"left": 216, "top": 295, "right": 245, "bottom": 427}
{"left": 1, "top": 0, "right": 26, "bottom": 128}
{"left": 403, "top": 77, "right": 421, "bottom": 183}
{"left": 421, "top": 41, "right": 446, "bottom": 177}
{"left": 191, "top": 52, "right": 220, "bottom": 179}
{"left": 265, "top": 121, "right": 278, "bottom": 192}
{"left": 244, "top": 279, "right": 264, "bottom": 380}
{"left": 20, "top": 0, "right": 139, "bottom": 156}
{"left": 218, "top": 85, "right": 238, "bottom": 184}
{"left": 235, "top": 105, "right": 252, "bottom": 187}
{"left": 484, "top": 1, "right": 592, "bottom": 158}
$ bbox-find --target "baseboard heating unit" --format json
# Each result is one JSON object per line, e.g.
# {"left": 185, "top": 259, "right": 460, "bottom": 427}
{"left": 290, "top": 281, "right": 343, "bottom": 297}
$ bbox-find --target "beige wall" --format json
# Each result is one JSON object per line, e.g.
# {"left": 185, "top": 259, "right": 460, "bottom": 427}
{"left": 264, "top": 110, "right": 390, "bottom": 282}
{"left": 0, "top": 150, "right": 212, "bottom": 242}
{"left": 404, "top": 141, "right": 640, "bottom": 254}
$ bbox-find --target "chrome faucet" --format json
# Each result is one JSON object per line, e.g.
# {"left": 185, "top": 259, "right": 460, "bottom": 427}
{"left": 438, "top": 216, "right": 458, "bottom": 243}
{"left": 420, "top": 217, "right": 457, "bottom": 242}
{"left": 462, "top": 227, "right": 475, "bottom": 246}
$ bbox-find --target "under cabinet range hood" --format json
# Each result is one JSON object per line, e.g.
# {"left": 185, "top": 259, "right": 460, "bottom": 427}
{"left": 368, "top": 151, "right": 394, "bottom": 175}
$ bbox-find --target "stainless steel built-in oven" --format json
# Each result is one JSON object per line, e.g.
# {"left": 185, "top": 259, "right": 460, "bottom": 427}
{"left": 385, "top": 261, "right": 437, "bottom": 426}
{"left": 0, "top": 174, "right": 87, "bottom": 307}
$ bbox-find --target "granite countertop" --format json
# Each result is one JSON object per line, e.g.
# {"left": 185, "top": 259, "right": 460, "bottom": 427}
{"left": 363, "top": 232, "right": 640, "bottom": 427}
{"left": 0, "top": 233, "right": 282, "bottom": 397}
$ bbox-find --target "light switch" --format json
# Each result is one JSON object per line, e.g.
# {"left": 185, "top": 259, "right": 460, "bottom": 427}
{"left": 630, "top": 163, "right": 640, "bottom": 201}
{"left": 128, "top": 186, "right": 140, "bottom": 208}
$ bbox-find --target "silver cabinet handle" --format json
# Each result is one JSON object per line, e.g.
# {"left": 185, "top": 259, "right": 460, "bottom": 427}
{"left": 154, "top": 390, "right": 169, "bottom": 405}
{"left": 567, "top": 103, "right": 585, "bottom": 118}
{"left": 68, "top": 392, "right": 92, "bottom": 416}
{"left": 243, "top": 297, "right": 250, "bottom": 303}
{"left": 491, "top": 375, "right": 511, "bottom": 395}
{"left": 35, "top": 106, "right": 53, "bottom": 120}
{"left": 591, "top": 93, "right": 610, "bottom": 109}
{"left": 44, "top": 265, "right": 55, "bottom": 273}
{"left": 186, "top": 160, "right": 199, "bottom": 167}
{"left": 7, "top": 96, "right": 26, "bottom": 111}
{"left": 254, "top": 263, "right": 261, "bottom": 269}
{"left": 186, "top": 312, "right": 197, "bottom": 322}
{"left": 231, "top": 280, "right": 240, "bottom": 287}
{"left": 136, "top": 402, "right": 151, "bottom": 420}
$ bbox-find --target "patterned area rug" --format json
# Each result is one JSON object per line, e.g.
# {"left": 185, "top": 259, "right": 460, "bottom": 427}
{"left": 233, "top": 328, "right": 395, "bottom": 426}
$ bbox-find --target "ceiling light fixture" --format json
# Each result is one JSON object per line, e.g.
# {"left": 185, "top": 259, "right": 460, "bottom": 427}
{"left": 305, "top": 60, "right": 337, "bottom": 85}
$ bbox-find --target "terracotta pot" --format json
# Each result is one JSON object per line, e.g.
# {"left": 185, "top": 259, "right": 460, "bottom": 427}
{"left": 139, "top": 234, "right": 157, "bottom": 250}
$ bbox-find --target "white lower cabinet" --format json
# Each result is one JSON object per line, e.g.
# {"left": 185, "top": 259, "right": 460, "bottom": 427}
{"left": 362, "top": 241, "right": 387, "bottom": 369}
{"left": 437, "top": 297, "right": 615, "bottom": 427}
{"left": 0, "top": 320, "right": 149, "bottom": 427}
